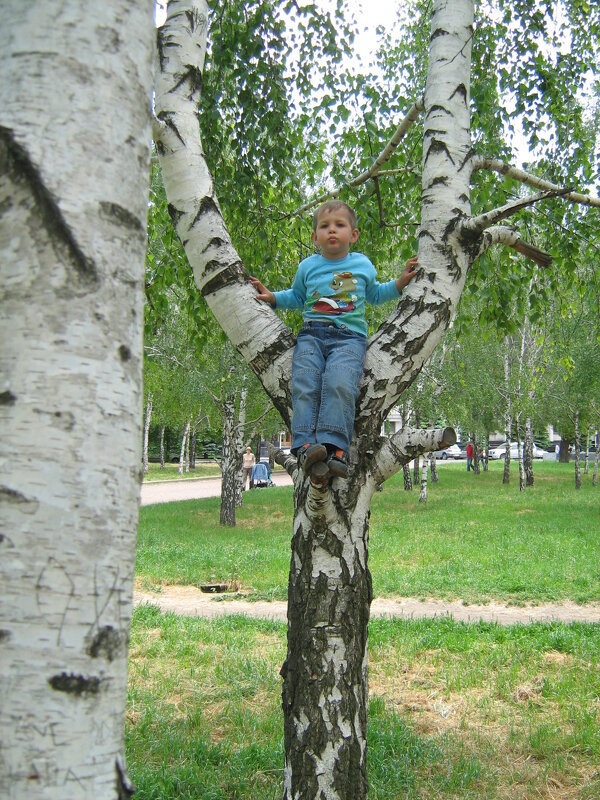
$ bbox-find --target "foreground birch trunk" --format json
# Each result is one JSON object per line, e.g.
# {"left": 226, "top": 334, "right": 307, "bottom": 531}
{"left": 0, "top": 2, "right": 154, "bottom": 797}
{"left": 155, "top": 0, "right": 597, "bottom": 795}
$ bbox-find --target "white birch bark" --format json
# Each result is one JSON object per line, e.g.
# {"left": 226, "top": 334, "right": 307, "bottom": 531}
{"left": 419, "top": 459, "right": 429, "bottom": 503}
{"left": 178, "top": 420, "right": 190, "bottom": 476}
{"left": 430, "top": 452, "right": 439, "bottom": 483}
{"left": 143, "top": 393, "right": 153, "bottom": 474}
{"left": 574, "top": 410, "right": 582, "bottom": 490}
{"left": 220, "top": 394, "right": 236, "bottom": 526}
{"left": 184, "top": 418, "right": 191, "bottom": 473}
{"left": 235, "top": 386, "right": 247, "bottom": 508}
{"left": 524, "top": 416, "right": 534, "bottom": 487}
{"left": 0, "top": 2, "right": 154, "bottom": 798}
{"left": 503, "top": 348, "right": 512, "bottom": 484}
{"left": 160, "top": 423, "right": 166, "bottom": 469}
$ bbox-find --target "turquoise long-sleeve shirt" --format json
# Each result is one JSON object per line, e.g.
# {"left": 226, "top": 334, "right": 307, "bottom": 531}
{"left": 273, "top": 252, "right": 400, "bottom": 336}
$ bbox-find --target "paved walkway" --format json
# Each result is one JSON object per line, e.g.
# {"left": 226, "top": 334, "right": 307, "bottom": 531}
{"left": 140, "top": 470, "right": 293, "bottom": 506}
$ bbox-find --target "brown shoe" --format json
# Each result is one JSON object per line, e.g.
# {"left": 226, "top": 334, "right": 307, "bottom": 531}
{"left": 297, "top": 443, "right": 327, "bottom": 474}
{"left": 327, "top": 449, "right": 348, "bottom": 478}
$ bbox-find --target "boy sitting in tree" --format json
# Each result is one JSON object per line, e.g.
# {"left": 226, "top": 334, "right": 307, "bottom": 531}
{"left": 251, "top": 200, "right": 417, "bottom": 479}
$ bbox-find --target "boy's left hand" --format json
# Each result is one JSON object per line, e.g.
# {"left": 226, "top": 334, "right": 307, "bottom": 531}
{"left": 396, "top": 256, "right": 418, "bottom": 292}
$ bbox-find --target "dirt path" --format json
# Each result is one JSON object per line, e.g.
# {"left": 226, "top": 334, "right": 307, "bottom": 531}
{"left": 134, "top": 584, "right": 600, "bottom": 626}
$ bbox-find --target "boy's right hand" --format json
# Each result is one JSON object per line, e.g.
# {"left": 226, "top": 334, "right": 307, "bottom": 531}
{"left": 250, "top": 276, "right": 276, "bottom": 306}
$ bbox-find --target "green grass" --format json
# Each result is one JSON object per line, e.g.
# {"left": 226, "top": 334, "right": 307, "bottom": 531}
{"left": 136, "top": 461, "right": 600, "bottom": 604}
{"left": 127, "top": 607, "right": 600, "bottom": 799}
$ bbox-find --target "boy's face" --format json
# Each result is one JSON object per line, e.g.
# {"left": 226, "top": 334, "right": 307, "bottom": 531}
{"left": 312, "top": 208, "right": 359, "bottom": 260}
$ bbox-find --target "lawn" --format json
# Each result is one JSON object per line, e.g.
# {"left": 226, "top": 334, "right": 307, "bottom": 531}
{"left": 127, "top": 608, "right": 600, "bottom": 799}
{"left": 129, "top": 461, "right": 600, "bottom": 799}
{"left": 136, "top": 461, "right": 600, "bottom": 605}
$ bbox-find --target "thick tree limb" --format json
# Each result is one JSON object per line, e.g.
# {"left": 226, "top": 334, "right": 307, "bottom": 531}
{"left": 290, "top": 98, "right": 424, "bottom": 218}
{"left": 266, "top": 440, "right": 297, "bottom": 479}
{"left": 154, "top": 0, "right": 295, "bottom": 426}
{"left": 478, "top": 225, "right": 552, "bottom": 267}
{"left": 371, "top": 426, "right": 456, "bottom": 484}
{"left": 473, "top": 156, "right": 600, "bottom": 208}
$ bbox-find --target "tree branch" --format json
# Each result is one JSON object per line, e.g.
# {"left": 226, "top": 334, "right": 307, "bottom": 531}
{"left": 477, "top": 225, "right": 552, "bottom": 267}
{"left": 460, "top": 188, "right": 571, "bottom": 239}
{"left": 288, "top": 97, "right": 424, "bottom": 219}
{"left": 371, "top": 426, "right": 456, "bottom": 484}
{"left": 472, "top": 156, "right": 600, "bottom": 208}
{"left": 266, "top": 440, "right": 297, "bottom": 479}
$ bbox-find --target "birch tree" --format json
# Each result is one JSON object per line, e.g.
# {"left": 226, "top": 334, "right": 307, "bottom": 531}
{"left": 0, "top": 2, "right": 154, "bottom": 798}
{"left": 154, "top": 1, "right": 599, "bottom": 796}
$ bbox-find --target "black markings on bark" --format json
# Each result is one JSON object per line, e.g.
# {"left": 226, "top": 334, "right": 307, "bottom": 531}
{"left": 156, "top": 25, "right": 168, "bottom": 71}
{"left": 425, "top": 104, "right": 451, "bottom": 119}
{"left": 118, "top": 345, "right": 132, "bottom": 362}
{"left": 99, "top": 201, "right": 143, "bottom": 232}
{"left": 88, "top": 625, "right": 123, "bottom": 661}
{"left": 170, "top": 66, "right": 204, "bottom": 100}
{"left": 430, "top": 27, "right": 449, "bottom": 41}
{"left": 450, "top": 83, "right": 468, "bottom": 103}
{"left": 0, "top": 486, "right": 38, "bottom": 510}
{"left": 161, "top": 114, "right": 186, "bottom": 148}
{"left": 200, "top": 259, "right": 246, "bottom": 297}
{"left": 0, "top": 629, "right": 11, "bottom": 643}
{"left": 167, "top": 203, "right": 184, "bottom": 227}
{"left": 116, "top": 757, "right": 136, "bottom": 799}
{"left": 49, "top": 672, "right": 101, "bottom": 696}
{"left": 378, "top": 298, "right": 451, "bottom": 356}
{"left": 0, "top": 126, "right": 98, "bottom": 285}
{"left": 424, "top": 137, "right": 455, "bottom": 165}
{"left": 0, "top": 390, "right": 16, "bottom": 406}
{"left": 192, "top": 195, "right": 219, "bottom": 228}
{"left": 201, "top": 236, "right": 227, "bottom": 254}
{"left": 248, "top": 332, "right": 295, "bottom": 375}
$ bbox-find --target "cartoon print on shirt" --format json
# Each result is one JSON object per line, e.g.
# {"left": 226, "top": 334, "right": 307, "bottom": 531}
{"left": 311, "top": 271, "right": 359, "bottom": 315}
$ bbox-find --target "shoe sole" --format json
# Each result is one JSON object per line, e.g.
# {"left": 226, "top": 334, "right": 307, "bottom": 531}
{"left": 328, "top": 461, "right": 348, "bottom": 478}
{"left": 300, "top": 444, "right": 327, "bottom": 473}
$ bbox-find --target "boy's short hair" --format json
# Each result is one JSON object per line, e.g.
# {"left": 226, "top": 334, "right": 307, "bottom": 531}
{"left": 313, "top": 200, "right": 357, "bottom": 231}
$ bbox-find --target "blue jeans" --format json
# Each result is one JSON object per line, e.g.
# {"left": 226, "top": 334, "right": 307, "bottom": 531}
{"left": 291, "top": 321, "right": 367, "bottom": 453}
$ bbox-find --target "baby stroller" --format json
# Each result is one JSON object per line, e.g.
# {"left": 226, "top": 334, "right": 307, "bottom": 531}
{"left": 250, "top": 461, "right": 274, "bottom": 489}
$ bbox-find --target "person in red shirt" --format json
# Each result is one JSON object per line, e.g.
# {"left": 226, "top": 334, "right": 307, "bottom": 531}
{"left": 466, "top": 441, "right": 474, "bottom": 472}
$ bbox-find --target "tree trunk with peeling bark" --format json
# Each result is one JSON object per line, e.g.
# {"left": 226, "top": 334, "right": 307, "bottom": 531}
{"left": 419, "top": 458, "right": 429, "bottom": 502}
{"left": 220, "top": 395, "right": 237, "bottom": 526}
{"left": 524, "top": 417, "right": 534, "bottom": 487}
{"left": 0, "top": 2, "right": 154, "bottom": 797}
{"left": 403, "top": 464, "right": 413, "bottom": 490}
{"left": 430, "top": 453, "right": 439, "bottom": 483}
{"left": 574, "top": 410, "right": 582, "bottom": 490}
{"left": 503, "top": 351, "right": 512, "bottom": 484}
{"left": 160, "top": 423, "right": 166, "bottom": 469}
{"left": 143, "top": 394, "right": 153, "bottom": 474}
{"left": 178, "top": 420, "right": 190, "bottom": 476}
{"left": 154, "top": 0, "right": 597, "bottom": 795}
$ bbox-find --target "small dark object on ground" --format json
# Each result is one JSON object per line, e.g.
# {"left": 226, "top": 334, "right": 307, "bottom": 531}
{"left": 200, "top": 584, "right": 229, "bottom": 593}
